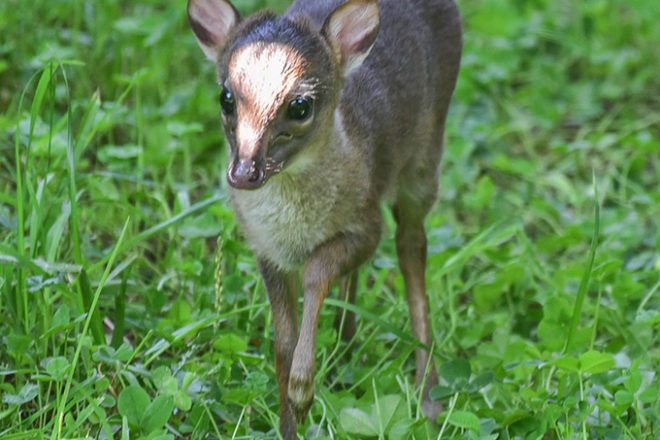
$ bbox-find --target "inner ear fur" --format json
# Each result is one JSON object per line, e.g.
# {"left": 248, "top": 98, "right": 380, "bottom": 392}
{"left": 188, "top": 0, "right": 242, "bottom": 62}
{"left": 322, "top": 0, "right": 380, "bottom": 77}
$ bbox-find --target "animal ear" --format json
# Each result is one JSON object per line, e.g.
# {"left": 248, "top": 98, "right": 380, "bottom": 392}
{"left": 322, "top": 0, "right": 380, "bottom": 77}
{"left": 187, "top": 0, "right": 241, "bottom": 62}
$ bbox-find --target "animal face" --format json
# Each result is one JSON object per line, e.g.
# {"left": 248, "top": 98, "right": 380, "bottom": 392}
{"left": 219, "top": 41, "right": 323, "bottom": 189}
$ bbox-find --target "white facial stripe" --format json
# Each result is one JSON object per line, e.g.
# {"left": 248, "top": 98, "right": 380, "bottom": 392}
{"left": 229, "top": 42, "right": 307, "bottom": 158}
{"left": 236, "top": 123, "right": 263, "bottom": 159}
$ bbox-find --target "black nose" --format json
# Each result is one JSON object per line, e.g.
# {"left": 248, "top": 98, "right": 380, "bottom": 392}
{"left": 227, "top": 159, "right": 265, "bottom": 189}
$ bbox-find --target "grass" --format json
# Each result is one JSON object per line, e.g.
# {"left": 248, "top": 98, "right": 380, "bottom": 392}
{"left": 1, "top": 0, "right": 659, "bottom": 438}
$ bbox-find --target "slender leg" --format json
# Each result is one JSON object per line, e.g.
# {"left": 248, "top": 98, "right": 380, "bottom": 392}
{"left": 287, "top": 229, "right": 379, "bottom": 421}
{"left": 393, "top": 203, "right": 442, "bottom": 422}
{"left": 258, "top": 260, "right": 299, "bottom": 440}
{"left": 333, "top": 271, "right": 358, "bottom": 341}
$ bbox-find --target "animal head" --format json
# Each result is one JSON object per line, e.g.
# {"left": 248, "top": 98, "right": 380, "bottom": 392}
{"left": 188, "top": 0, "right": 380, "bottom": 189}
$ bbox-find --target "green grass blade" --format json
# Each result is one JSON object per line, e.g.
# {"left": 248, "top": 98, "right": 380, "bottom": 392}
{"left": 62, "top": 67, "right": 85, "bottom": 268}
{"left": 325, "top": 298, "right": 424, "bottom": 351}
{"left": 27, "top": 62, "right": 55, "bottom": 152}
{"left": 143, "top": 316, "right": 221, "bottom": 367}
{"left": 12, "top": 64, "right": 55, "bottom": 334}
{"left": 72, "top": 74, "right": 135, "bottom": 164}
{"left": 79, "top": 269, "right": 106, "bottom": 345}
{"left": 88, "top": 194, "right": 223, "bottom": 274}
{"left": 0, "top": 244, "right": 50, "bottom": 276}
{"left": 52, "top": 217, "right": 131, "bottom": 440}
{"left": 44, "top": 202, "right": 71, "bottom": 263}
{"left": 437, "top": 219, "right": 519, "bottom": 277}
{"left": 564, "top": 174, "right": 600, "bottom": 354}
{"left": 110, "top": 266, "right": 129, "bottom": 348}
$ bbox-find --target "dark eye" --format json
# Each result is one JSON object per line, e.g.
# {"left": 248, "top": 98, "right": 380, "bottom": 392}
{"left": 220, "top": 87, "right": 235, "bottom": 115}
{"left": 287, "top": 97, "right": 313, "bottom": 121}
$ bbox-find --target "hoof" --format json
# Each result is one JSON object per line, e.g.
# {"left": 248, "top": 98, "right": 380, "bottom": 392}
{"left": 288, "top": 374, "right": 314, "bottom": 422}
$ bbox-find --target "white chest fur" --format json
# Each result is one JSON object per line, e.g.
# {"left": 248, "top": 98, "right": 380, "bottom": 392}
{"left": 230, "top": 151, "right": 368, "bottom": 270}
{"left": 231, "top": 174, "right": 340, "bottom": 270}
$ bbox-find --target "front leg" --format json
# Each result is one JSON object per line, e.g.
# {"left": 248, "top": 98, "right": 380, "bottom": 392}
{"left": 258, "top": 260, "right": 299, "bottom": 440}
{"left": 287, "top": 229, "right": 379, "bottom": 421}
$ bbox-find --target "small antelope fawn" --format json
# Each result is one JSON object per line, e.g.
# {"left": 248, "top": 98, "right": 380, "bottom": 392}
{"left": 187, "top": 0, "right": 462, "bottom": 436}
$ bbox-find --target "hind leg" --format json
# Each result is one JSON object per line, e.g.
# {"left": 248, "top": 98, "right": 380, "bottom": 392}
{"left": 333, "top": 271, "right": 358, "bottom": 341}
{"left": 393, "top": 194, "right": 442, "bottom": 422}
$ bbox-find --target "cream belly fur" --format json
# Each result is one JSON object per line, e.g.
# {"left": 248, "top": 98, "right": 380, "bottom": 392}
{"left": 230, "top": 160, "right": 367, "bottom": 270}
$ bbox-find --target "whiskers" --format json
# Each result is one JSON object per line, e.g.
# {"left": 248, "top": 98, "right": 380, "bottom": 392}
{"left": 265, "top": 158, "right": 284, "bottom": 175}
